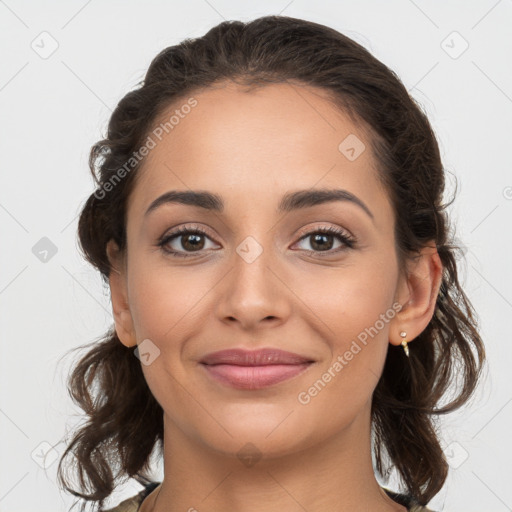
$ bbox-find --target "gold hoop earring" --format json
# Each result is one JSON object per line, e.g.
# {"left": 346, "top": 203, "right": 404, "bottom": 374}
{"left": 400, "top": 331, "right": 409, "bottom": 357}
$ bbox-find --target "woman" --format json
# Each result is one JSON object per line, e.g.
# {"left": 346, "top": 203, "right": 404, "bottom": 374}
{"left": 57, "top": 15, "right": 486, "bottom": 512}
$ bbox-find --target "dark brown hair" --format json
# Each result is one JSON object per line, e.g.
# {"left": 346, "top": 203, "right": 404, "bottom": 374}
{"left": 57, "top": 15, "right": 486, "bottom": 510}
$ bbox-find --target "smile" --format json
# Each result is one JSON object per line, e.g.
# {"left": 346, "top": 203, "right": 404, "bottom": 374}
{"left": 199, "top": 348, "right": 315, "bottom": 390}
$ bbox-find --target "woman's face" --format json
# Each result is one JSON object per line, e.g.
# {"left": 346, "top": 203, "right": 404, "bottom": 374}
{"left": 108, "top": 81, "right": 411, "bottom": 459}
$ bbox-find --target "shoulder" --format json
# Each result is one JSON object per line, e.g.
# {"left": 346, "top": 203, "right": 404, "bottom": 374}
{"left": 101, "top": 481, "right": 161, "bottom": 512}
{"left": 101, "top": 494, "right": 143, "bottom": 512}
{"left": 104, "top": 483, "right": 436, "bottom": 512}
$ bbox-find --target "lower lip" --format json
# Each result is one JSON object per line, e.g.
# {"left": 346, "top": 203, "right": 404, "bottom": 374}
{"left": 201, "top": 363, "right": 312, "bottom": 390}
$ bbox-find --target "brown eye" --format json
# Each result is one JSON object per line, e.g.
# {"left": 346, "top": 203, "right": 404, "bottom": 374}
{"left": 178, "top": 233, "right": 206, "bottom": 251}
{"left": 158, "top": 226, "right": 219, "bottom": 258}
{"left": 294, "top": 226, "right": 355, "bottom": 255}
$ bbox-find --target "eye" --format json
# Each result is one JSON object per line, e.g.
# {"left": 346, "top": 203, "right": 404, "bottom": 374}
{"left": 292, "top": 225, "right": 356, "bottom": 255}
{"left": 157, "top": 225, "right": 219, "bottom": 258}
{"left": 157, "top": 224, "right": 356, "bottom": 259}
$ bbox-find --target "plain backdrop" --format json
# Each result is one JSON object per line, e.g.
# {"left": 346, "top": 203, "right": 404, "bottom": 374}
{"left": 1, "top": 1, "right": 511, "bottom": 511}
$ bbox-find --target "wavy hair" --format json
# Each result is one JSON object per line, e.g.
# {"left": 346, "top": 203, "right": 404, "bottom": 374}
{"left": 57, "top": 15, "right": 486, "bottom": 510}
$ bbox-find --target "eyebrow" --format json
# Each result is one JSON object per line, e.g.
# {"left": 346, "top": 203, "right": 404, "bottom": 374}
{"left": 144, "top": 188, "right": 374, "bottom": 220}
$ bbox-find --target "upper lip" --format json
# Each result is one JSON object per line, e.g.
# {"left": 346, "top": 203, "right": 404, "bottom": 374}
{"left": 200, "top": 348, "right": 314, "bottom": 366}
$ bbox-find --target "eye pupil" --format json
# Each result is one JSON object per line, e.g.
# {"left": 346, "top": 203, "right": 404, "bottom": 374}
{"left": 311, "top": 233, "right": 333, "bottom": 251}
{"left": 182, "top": 234, "right": 205, "bottom": 251}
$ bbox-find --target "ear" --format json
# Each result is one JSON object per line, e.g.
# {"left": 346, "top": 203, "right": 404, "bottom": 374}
{"left": 389, "top": 243, "right": 443, "bottom": 348}
{"left": 106, "top": 239, "right": 137, "bottom": 347}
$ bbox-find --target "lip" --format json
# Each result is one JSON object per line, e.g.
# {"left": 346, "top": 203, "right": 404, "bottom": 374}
{"left": 200, "top": 348, "right": 315, "bottom": 390}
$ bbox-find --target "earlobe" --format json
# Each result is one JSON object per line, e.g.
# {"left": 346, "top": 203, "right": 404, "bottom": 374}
{"left": 115, "top": 311, "right": 137, "bottom": 348}
{"left": 389, "top": 244, "right": 443, "bottom": 348}
{"left": 106, "top": 240, "right": 137, "bottom": 348}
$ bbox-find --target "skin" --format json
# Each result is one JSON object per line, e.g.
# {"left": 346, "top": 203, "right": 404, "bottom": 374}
{"left": 106, "top": 81, "right": 443, "bottom": 512}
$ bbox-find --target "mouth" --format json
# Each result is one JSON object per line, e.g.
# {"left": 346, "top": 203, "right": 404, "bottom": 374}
{"left": 199, "top": 348, "right": 315, "bottom": 390}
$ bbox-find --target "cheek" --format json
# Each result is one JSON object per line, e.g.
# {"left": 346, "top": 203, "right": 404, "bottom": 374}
{"left": 293, "top": 256, "right": 398, "bottom": 393}
{"left": 127, "top": 259, "right": 212, "bottom": 342}
{"left": 294, "top": 256, "right": 398, "bottom": 343}
{"left": 126, "top": 264, "right": 209, "bottom": 427}
{"left": 293, "top": 281, "right": 396, "bottom": 434}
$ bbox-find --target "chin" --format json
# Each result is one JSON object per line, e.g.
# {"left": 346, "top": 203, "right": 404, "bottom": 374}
{"left": 196, "top": 412, "right": 320, "bottom": 462}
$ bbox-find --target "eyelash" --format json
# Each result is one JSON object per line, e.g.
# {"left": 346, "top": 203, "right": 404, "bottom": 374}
{"left": 156, "top": 224, "right": 356, "bottom": 258}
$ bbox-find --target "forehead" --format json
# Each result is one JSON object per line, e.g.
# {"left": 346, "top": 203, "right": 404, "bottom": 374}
{"left": 127, "top": 81, "right": 390, "bottom": 222}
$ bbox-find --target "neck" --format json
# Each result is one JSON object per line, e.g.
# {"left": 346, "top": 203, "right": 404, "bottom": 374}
{"left": 148, "top": 406, "right": 406, "bottom": 512}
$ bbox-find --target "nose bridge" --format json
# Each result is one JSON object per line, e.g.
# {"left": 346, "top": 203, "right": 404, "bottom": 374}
{"left": 230, "top": 210, "right": 279, "bottom": 276}
{"left": 214, "top": 229, "right": 290, "bottom": 327}
{"left": 232, "top": 231, "right": 277, "bottom": 301}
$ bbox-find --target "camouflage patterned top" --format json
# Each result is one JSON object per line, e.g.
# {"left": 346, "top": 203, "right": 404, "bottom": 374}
{"left": 102, "top": 481, "right": 435, "bottom": 511}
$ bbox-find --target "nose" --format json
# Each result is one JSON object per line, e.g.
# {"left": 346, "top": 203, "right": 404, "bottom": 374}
{"left": 213, "top": 235, "right": 292, "bottom": 331}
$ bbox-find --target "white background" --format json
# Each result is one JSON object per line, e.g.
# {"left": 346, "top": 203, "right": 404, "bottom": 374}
{"left": 1, "top": 1, "right": 511, "bottom": 511}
